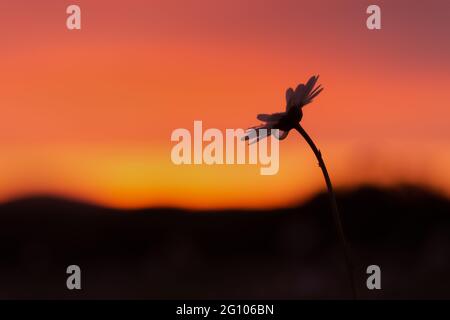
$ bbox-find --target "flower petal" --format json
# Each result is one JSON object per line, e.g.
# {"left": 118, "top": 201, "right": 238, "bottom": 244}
{"left": 304, "top": 75, "right": 318, "bottom": 96}
{"left": 273, "top": 130, "right": 289, "bottom": 140}
{"left": 242, "top": 126, "right": 273, "bottom": 144}
{"left": 285, "top": 88, "right": 294, "bottom": 110}
{"left": 293, "top": 84, "right": 305, "bottom": 106}
{"left": 257, "top": 112, "right": 285, "bottom": 122}
{"left": 306, "top": 86, "right": 323, "bottom": 104}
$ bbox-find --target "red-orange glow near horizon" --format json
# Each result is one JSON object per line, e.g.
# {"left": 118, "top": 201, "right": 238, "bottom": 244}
{"left": 0, "top": 0, "right": 449, "bottom": 209}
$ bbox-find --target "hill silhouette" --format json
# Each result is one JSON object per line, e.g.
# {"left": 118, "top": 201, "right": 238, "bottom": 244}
{"left": 0, "top": 185, "right": 449, "bottom": 299}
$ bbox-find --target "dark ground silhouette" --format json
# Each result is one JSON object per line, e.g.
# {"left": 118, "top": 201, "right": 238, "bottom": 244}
{"left": 0, "top": 185, "right": 449, "bottom": 299}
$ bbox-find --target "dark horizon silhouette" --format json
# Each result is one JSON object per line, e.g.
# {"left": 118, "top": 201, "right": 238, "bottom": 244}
{"left": 0, "top": 184, "right": 449, "bottom": 299}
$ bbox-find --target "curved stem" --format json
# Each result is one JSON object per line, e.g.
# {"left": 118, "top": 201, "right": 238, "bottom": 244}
{"left": 295, "top": 124, "right": 357, "bottom": 299}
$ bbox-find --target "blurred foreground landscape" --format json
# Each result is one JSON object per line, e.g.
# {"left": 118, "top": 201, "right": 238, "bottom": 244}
{"left": 0, "top": 185, "right": 449, "bottom": 299}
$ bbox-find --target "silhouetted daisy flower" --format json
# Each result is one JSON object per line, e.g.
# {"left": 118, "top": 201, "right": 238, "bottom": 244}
{"left": 243, "top": 75, "right": 323, "bottom": 143}
{"left": 243, "top": 75, "right": 357, "bottom": 299}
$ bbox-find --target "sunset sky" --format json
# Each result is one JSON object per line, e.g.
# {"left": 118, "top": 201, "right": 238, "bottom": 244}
{"left": 0, "top": 0, "right": 449, "bottom": 209}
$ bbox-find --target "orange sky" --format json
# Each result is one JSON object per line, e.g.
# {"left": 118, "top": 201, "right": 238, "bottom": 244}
{"left": 0, "top": 0, "right": 449, "bottom": 208}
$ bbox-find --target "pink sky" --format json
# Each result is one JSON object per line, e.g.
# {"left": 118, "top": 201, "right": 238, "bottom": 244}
{"left": 0, "top": 0, "right": 449, "bottom": 208}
